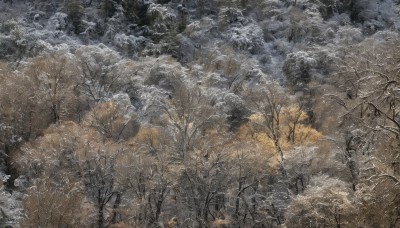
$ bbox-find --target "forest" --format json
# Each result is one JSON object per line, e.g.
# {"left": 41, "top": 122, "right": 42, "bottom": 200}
{"left": 0, "top": 0, "right": 400, "bottom": 227}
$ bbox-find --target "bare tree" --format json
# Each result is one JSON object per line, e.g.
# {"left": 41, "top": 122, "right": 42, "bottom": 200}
{"left": 116, "top": 127, "right": 175, "bottom": 227}
{"left": 80, "top": 145, "right": 121, "bottom": 228}
{"left": 24, "top": 53, "right": 82, "bottom": 124}
{"left": 175, "top": 150, "right": 231, "bottom": 227}
{"left": 285, "top": 176, "right": 357, "bottom": 228}
{"left": 83, "top": 102, "right": 140, "bottom": 142}
{"left": 22, "top": 176, "right": 84, "bottom": 227}
{"left": 331, "top": 38, "right": 400, "bottom": 226}
{"left": 151, "top": 81, "right": 226, "bottom": 159}
{"left": 15, "top": 120, "right": 129, "bottom": 228}
{"left": 246, "top": 84, "right": 286, "bottom": 164}
{"left": 76, "top": 46, "right": 123, "bottom": 103}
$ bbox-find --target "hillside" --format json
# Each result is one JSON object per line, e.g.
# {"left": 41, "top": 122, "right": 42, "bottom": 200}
{"left": 1, "top": 0, "right": 400, "bottom": 227}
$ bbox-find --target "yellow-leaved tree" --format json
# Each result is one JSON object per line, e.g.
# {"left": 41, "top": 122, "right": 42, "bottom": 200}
{"left": 241, "top": 83, "right": 322, "bottom": 168}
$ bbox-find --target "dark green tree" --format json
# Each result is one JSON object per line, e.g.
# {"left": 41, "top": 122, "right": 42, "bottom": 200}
{"left": 66, "top": 0, "right": 84, "bottom": 34}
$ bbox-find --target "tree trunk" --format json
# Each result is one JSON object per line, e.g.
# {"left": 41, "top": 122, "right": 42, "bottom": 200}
{"left": 98, "top": 188, "right": 104, "bottom": 228}
{"left": 110, "top": 193, "right": 121, "bottom": 224}
{"left": 98, "top": 203, "right": 104, "bottom": 228}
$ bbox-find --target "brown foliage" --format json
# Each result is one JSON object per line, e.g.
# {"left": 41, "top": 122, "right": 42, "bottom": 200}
{"left": 22, "top": 177, "right": 84, "bottom": 227}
